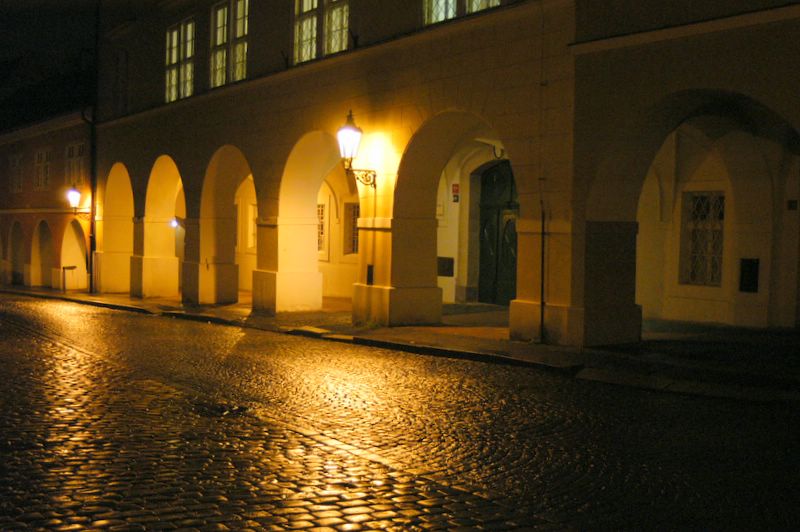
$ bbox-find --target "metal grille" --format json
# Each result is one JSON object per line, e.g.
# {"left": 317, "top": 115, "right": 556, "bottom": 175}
{"left": 317, "top": 204, "right": 326, "bottom": 251}
{"left": 682, "top": 192, "right": 724, "bottom": 286}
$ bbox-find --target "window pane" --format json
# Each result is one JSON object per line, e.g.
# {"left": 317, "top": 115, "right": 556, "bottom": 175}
{"left": 294, "top": 14, "right": 317, "bottom": 63}
{"left": 211, "top": 49, "right": 227, "bottom": 87}
{"left": 467, "top": 0, "right": 499, "bottom": 13}
{"left": 235, "top": 0, "right": 249, "bottom": 37}
{"left": 214, "top": 5, "right": 228, "bottom": 45}
{"left": 325, "top": 2, "right": 348, "bottom": 55}
{"left": 680, "top": 191, "right": 724, "bottom": 286}
{"left": 424, "top": 0, "right": 456, "bottom": 24}
{"left": 232, "top": 42, "right": 247, "bottom": 81}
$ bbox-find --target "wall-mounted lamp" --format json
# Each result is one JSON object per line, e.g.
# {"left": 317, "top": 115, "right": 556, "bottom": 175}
{"left": 66, "top": 188, "right": 81, "bottom": 213}
{"left": 337, "top": 111, "right": 376, "bottom": 188}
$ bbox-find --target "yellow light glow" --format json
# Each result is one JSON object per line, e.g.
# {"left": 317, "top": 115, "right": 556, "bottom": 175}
{"left": 357, "top": 132, "right": 400, "bottom": 178}
{"left": 66, "top": 188, "right": 81, "bottom": 209}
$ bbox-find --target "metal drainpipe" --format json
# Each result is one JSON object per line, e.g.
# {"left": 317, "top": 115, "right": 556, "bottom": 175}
{"left": 82, "top": 0, "right": 101, "bottom": 293}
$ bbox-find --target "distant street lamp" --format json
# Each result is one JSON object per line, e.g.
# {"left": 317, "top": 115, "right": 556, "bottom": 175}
{"left": 67, "top": 188, "right": 81, "bottom": 213}
{"left": 337, "top": 111, "right": 376, "bottom": 188}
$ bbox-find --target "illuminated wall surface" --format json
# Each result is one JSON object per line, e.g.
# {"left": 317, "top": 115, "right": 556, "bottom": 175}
{"left": 2, "top": 0, "right": 799, "bottom": 345}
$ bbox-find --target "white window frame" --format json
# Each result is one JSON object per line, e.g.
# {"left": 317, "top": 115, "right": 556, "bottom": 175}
{"left": 165, "top": 18, "right": 195, "bottom": 102}
{"left": 210, "top": 0, "right": 249, "bottom": 88}
{"left": 8, "top": 154, "right": 23, "bottom": 193}
{"left": 65, "top": 142, "right": 86, "bottom": 187}
{"left": 294, "top": 0, "right": 349, "bottom": 65}
{"left": 33, "top": 149, "right": 52, "bottom": 191}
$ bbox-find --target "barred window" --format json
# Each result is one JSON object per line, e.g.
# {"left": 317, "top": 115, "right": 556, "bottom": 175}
{"left": 210, "top": 0, "right": 248, "bottom": 88}
{"left": 344, "top": 202, "right": 359, "bottom": 255}
{"left": 680, "top": 191, "right": 724, "bottom": 286}
{"left": 34, "top": 149, "right": 52, "bottom": 190}
{"left": 466, "top": 0, "right": 499, "bottom": 13}
{"left": 317, "top": 203, "right": 326, "bottom": 252}
{"left": 65, "top": 143, "right": 86, "bottom": 187}
{"left": 424, "top": 0, "right": 456, "bottom": 24}
{"left": 8, "top": 154, "right": 23, "bottom": 193}
{"left": 165, "top": 18, "right": 195, "bottom": 102}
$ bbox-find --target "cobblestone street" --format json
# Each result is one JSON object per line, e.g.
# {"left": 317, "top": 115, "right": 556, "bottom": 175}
{"left": 0, "top": 294, "right": 798, "bottom": 529}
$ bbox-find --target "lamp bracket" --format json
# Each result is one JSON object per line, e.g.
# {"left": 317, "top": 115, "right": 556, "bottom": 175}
{"left": 348, "top": 168, "right": 377, "bottom": 188}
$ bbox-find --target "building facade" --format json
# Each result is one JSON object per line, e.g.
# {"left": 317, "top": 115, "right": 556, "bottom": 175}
{"left": 4, "top": 0, "right": 798, "bottom": 347}
{"left": 0, "top": 113, "right": 93, "bottom": 292}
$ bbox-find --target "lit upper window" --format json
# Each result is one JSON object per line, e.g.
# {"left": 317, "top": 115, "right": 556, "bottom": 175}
{"left": 8, "top": 154, "right": 23, "bottom": 193}
{"left": 294, "top": 0, "right": 350, "bottom": 65}
{"left": 165, "top": 19, "right": 195, "bottom": 102}
{"left": 424, "top": 0, "right": 500, "bottom": 25}
{"left": 211, "top": 0, "right": 249, "bottom": 88}
{"left": 65, "top": 143, "right": 86, "bottom": 187}
{"left": 33, "top": 149, "right": 52, "bottom": 191}
{"left": 467, "top": 0, "right": 499, "bottom": 13}
{"left": 424, "top": 0, "right": 456, "bottom": 25}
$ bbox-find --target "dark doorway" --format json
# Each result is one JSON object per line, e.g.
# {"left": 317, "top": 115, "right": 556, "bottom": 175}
{"left": 478, "top": 160, "right": 518, "bottom": 305}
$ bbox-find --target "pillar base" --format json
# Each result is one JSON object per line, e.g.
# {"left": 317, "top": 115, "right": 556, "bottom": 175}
{"left": 94, "top": 251, "right": 131, "bottom": 293}
{"left": 510, "top": 299, "right": 641, "bottom": 346}
{"left": 353, "top": 284, "right": 442, "bottom": 326}
{"left": 131, "top": 255, "right": 179, "bottom": 298}
{"left": 251, "top": 269, "right": 322, "bottom": 312}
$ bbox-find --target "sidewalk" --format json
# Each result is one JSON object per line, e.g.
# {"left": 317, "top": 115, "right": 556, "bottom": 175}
{"left": 3, "top": 287, "right": 799, "bottom": 403}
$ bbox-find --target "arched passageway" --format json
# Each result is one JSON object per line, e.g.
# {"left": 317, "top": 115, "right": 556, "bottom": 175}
{"left": 97, "top": 162, "right": 134, "bottom": 293}
{"left": 275, "top": 131, "right": 353, "bottom": 311}
{"left": 61, "top": 220, "right": 89, "bottom": 291}
{"left": 384, "top": 111, "right": 515, "bottom": 324}
{"left": 198, "top": 145, "right": 257, "bottom": 304}
{"left": 30, "top": 221, "right": 54, "bottom": 288}
{"left": 133, "top": 155, "right": 186, "bottom": 298}
{"left": 586, "top": 90, "right": 800, "bottom": 340}
{"left": 9, "top": 222, "right": 25, "bottom": 285}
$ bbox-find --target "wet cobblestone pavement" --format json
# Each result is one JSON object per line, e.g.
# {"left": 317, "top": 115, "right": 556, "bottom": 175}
{"left": 1, "top": 295, "right": 798, "bottom": 529}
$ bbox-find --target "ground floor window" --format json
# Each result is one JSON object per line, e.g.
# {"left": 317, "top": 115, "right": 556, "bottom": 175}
{"left": 680, "top": 191, "right": 724, "bottom": 286}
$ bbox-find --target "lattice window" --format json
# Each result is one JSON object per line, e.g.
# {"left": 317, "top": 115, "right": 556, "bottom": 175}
{"left": 680, "top": 191, "right": 724, "bottom": 286}
{"left": 317, "top": 203, "right": 326, "bottom": 251}
{"left": 344, "top": 202, "right": 359, "bottom": 254}
{"left": 295, "top": 0, "right": 349, "bottom": 64}
{"left": 294, "top": 0, "right": 318, "bottom": 64}
{"left": 467, "top": 0, "right": 499, "bottom": 13}
{"left": 232, "top": 0, "right": 249, "bottom": 81}
{"left": 424, "top": 0, "right": 456, "bottom": 24}
{"left": 211, "top": 3, "right": 229, "bottom": 87}
{"left": 33, "top": 149, "right": 52, "bottom": 190}
{"left": 324, "top": 0, "right": 349, "bottom": 55}
{"left": 8, "top": 154, "right": 23, "bottom": 193}
{"left": 165, "top": 19, "right": 195, "bottom": 102}
{"left": 65, "top": 143, "right": 86, "bottom": 187}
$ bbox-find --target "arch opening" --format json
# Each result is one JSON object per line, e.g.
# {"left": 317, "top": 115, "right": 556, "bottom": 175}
{"left": 199, "top": 145, "right": 257, "bottom": 304}
{"left": 10, "top": 222, "right": 25, "bottom": 286}
{"left": 136, "top": 155, "right": 186, "bottom": 298}
{"left": 97, "top": 162, "right": 134, "bottom": 293}
{"left": 61, "top": 219, "right": 89, "bottom": 291}
{"left": 390, "top": 111, "right": 516, "bottom": 325}
{"left": 586, "top": 90, "right": 800, "bottom": 338}
{"left": 276, "top": 131, "right": 354, "bottom": 311}
{"left": 30, "top": 221, "right": 54, "bottom": 288}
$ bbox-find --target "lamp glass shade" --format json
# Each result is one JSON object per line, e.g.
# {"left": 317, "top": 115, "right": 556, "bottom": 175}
{"left": 66, "top": 188, "right": 81, "bottom": 209}
{"left": 337, "top": 112, "right": 362, "bottom": 161}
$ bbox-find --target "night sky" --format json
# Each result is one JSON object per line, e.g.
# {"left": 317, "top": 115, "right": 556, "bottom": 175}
{"left": 0, "top": 1, "right": 147, "bottom": 127}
